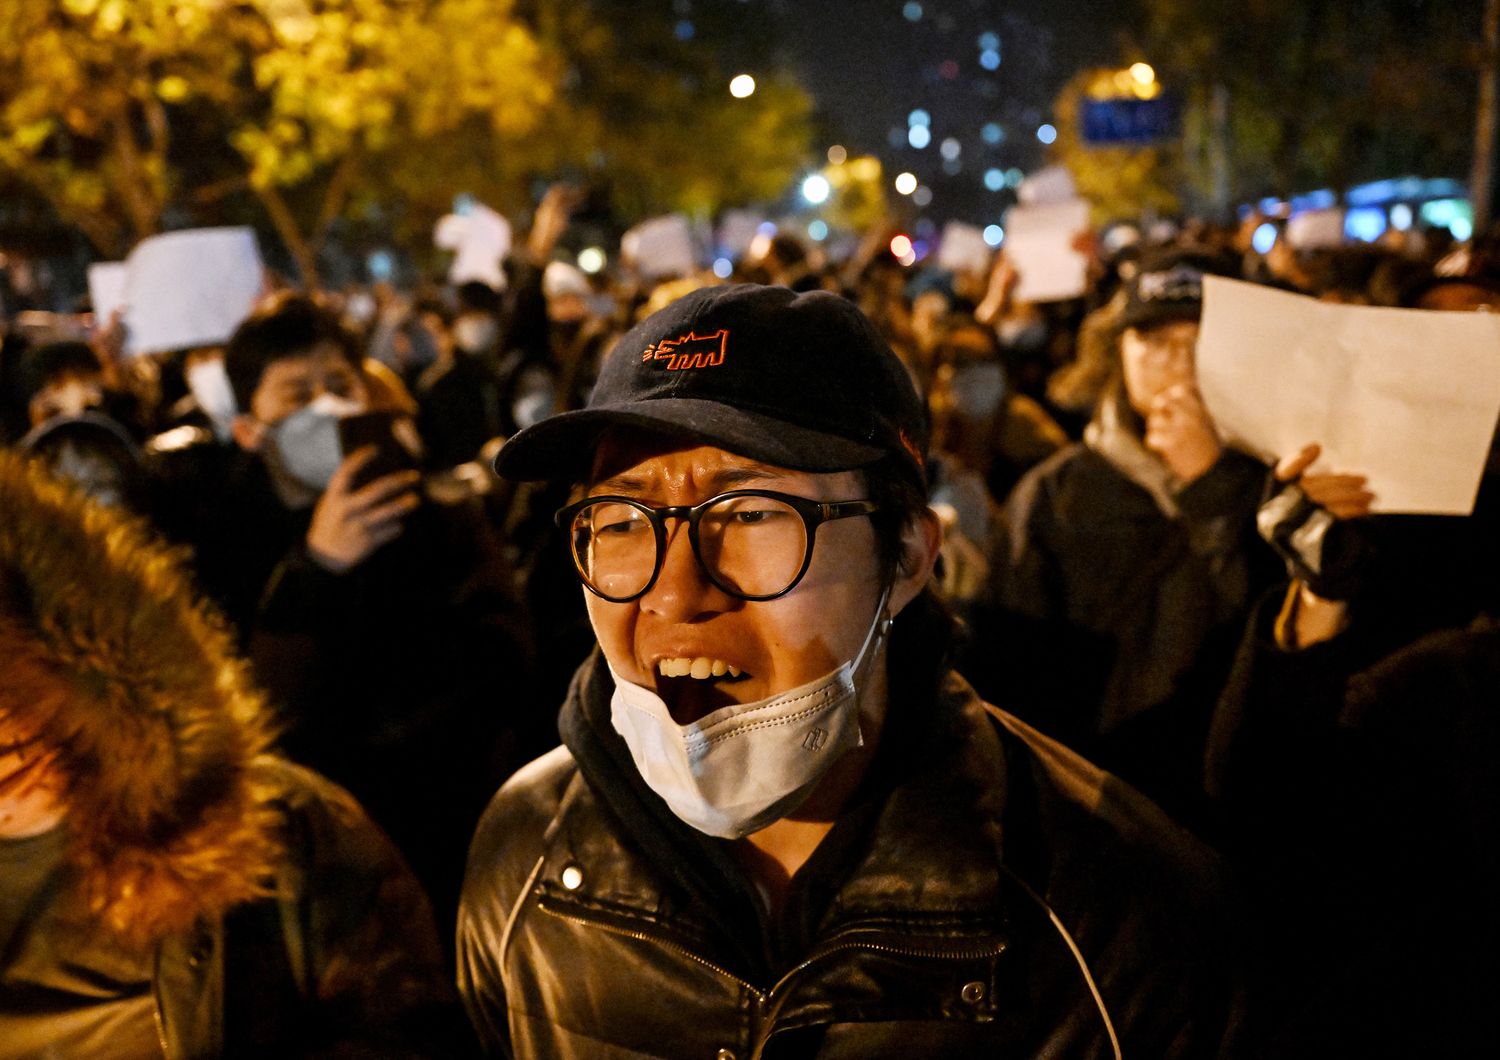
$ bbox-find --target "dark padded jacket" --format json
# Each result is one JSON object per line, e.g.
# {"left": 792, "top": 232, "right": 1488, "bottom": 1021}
{"left": 457, "top": 656, "right": 1239, "bottom": 1058}
{"left": 970, "top": 403, "right": 1272, "bottom": 822}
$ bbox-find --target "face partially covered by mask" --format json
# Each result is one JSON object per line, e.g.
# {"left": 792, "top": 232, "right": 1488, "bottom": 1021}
{"left": 235, "top": 343, "right": 370, "bottom": 502}
{"left": 268, "top": 392, "right": 363, "bottom": 492}
{"left": 579, "top": 437, "right": 921, "bottom": 840}
{"left": 452, "top": 313, "right": 500, "bottom": 356}
{"left": 609, "top": 582, "right": 891, "bottom": 839}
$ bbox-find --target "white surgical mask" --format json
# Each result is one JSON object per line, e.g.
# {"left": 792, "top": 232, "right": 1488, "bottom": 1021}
{"left": 609, "top": 585, "right": 893, "bottom": 839}
{"left": 185, "top": 358, "right": 237, "bottom": 441}
{"left": 269, "top": 393, "right": 361, "bottom": 492}
{"left": 452, "top": 314, "right": 499, "bottom": 355}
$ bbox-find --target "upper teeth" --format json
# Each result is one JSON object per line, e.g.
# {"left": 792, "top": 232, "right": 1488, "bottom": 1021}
{"left": 658, "top": 657, "right": 741, "bottom": 679}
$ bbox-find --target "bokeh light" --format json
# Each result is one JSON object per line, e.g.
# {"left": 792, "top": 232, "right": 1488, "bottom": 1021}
{"left": 1036, "top": 123, "right": 1057, "bottom": 144}
{"left": 908, "top": 125, "right": 932, "bottom": 149}
{"left": 908, "top": 109, "right": 931, "bottom": 127}
{"left": 983, "top": 168, "right": 1004, "bottom": 191}
{"left": 903, "top": 2, "right": 923, "bottom": 23}
{"left": 983, "top": 224, "right": 1004, "bottom": 247}
{"left": 808, "top": 219, "right": 829, "bottom": 241}
{"left": 729, "top": 74, "right": 756, "bottom": 98}
{"left": 940, "top": 137, "right": 961, "bottom": 160}
{"left": 801, "top": 174, "right": 831, "bottom": 204}
{"left": 1130, "top": 62, "right": 1156, "bottom": 85}
{"left": 894, "top": 171, "right": 918, "bottom": 195}
{"left": 890, "top": 234, "right": 914, "bottom": 258}
{"left": 827, "top": 144, "right": 847, "bottom": 165}
{"left": 712, "top": 257, "right": 734, "bottom": 279}
{"left": 981, "top": 122, "right": 1004, "bottom": 145}
{"left": 912, "top": 185, "right": 933, "bottom": 207}
{"left": 577, "top": 246, "right": 606, "bottom": 274}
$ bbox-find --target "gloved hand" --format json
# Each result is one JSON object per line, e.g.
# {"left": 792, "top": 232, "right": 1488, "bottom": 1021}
{"left": 1257, "top": 443, "right": 1376, "bottom": 601}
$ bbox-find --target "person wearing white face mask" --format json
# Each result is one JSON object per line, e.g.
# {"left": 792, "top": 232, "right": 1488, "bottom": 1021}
{"left": 458, "top": 284, "right": 1242, "bottom": 1059}
{"left": 161, "top": 293, "right": 538, "bottom": 939}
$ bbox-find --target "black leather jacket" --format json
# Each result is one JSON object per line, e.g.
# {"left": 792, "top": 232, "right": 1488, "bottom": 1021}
{"left": 458, "top": 660, "right": 1239, "bottom": 1058}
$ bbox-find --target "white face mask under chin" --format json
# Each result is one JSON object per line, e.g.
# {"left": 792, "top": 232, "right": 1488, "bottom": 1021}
{"left": 608, "top": 584, "right": 893, "bottom": 840}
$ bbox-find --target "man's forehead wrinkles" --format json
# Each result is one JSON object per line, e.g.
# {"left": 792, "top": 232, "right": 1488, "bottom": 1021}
{"left": 590, "top": 457, "right": 794, "bottom": 495}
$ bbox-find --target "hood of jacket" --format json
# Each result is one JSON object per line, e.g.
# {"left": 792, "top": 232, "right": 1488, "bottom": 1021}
{"left": 0, "top": 451, "right": 282, "bottom": 947}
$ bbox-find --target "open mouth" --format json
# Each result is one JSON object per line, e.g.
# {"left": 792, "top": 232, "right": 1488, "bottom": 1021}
{"left": 654, "top": 657, "right": 752, "bottom": 724}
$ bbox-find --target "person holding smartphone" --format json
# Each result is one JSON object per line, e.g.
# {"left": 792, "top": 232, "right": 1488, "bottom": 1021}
{"left": 163, "top": 292, "right": 538, "bottom": 937}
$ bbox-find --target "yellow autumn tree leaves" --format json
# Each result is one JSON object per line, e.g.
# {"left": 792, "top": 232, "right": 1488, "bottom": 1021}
{"left": 0, "top": 0, "right": 812, "bottom": 282}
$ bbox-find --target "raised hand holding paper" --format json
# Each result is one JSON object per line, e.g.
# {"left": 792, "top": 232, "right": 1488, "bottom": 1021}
{"left": 1003, "top": 199, "right": 1091, "bottom": 303}
{"left": 1196, "top": 276, "right": 1500, "bottom": 514}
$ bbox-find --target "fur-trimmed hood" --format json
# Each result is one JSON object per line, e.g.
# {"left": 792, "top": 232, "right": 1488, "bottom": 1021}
{"left": 0, "top": 450, "right": 282, "bottom": 947}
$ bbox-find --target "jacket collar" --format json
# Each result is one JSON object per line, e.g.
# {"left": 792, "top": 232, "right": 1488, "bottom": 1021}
{"left": 554, "top": 656, "right": 1015, "bottom": 971}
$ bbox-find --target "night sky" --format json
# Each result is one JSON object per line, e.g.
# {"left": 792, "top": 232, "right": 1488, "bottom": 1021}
{"left": 772, "top": 0, "right": 1131, "bottom": 228}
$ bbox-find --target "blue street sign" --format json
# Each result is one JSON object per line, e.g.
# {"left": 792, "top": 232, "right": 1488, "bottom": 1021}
{"left": 1082, "top": 95, "right": 1180, "bottom": 145}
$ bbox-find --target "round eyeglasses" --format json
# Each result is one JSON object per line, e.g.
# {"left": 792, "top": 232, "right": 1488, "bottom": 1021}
{"left": 554, "top": 489, "right": 882, "bottom": 603}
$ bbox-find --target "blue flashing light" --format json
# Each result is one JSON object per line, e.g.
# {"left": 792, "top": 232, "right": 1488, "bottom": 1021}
{"left": 1344, "top": 206, "right": 1388, "bottom": 243}
{"left": 1290, "top": 189, "right": 1337, "bottom": 213}
{"left": 1251, "top": 222, "right": 1278, "bottom": 255}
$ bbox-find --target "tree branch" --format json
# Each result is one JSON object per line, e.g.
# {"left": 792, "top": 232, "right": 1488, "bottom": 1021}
{"left": 257, "top": 183, "right": 320, "bottom": 288}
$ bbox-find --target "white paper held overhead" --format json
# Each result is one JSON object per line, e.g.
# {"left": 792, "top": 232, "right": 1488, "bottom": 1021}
{"left": 936, "top": 221, "right": 992, "bottom": 275}
{"left": 1196, "top": 276, "right": 1500, "bottom": 515}
{"left": 434, "top": 202, "right": 512, "bottom": 290}
{"left": 621, "top": 215, "right": 697, "bottom": 280}
{"left": 122, "top": 227, "right": 266, "bottom": 357}
{"left": 1003, "top": 199, "right": 1091, "bottom": 303}
{"left": 87, "top": 263, "right": 128, "bottom": 325}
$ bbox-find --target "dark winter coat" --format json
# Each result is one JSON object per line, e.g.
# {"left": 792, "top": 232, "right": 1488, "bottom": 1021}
{"left": 0, "top": 451, "right": 467, "bottom": 1058}
{"left": 969, "top": 394, "right": 1272, "bottom": 820}
{"left": 1207, "top": 593, "right": 1500, "bottom": 1058}
{"left": 457, "top": 653, "right": 1240, "bottom": 1059}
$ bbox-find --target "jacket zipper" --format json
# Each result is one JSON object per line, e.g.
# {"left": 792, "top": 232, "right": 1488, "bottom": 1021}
{"left": 541, "top": 902, "right": 1006, "bottom": 1058}
{"left": 749, "top": 935, "right": 1009, "bottom": 1059}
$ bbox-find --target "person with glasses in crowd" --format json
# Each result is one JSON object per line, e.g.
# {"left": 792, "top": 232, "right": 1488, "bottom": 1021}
{"left": 457, "top": 284, "right": 1240, "bottom": 1058}
{"left": 972, "top": 248, "right": 1276, "bottom": 828}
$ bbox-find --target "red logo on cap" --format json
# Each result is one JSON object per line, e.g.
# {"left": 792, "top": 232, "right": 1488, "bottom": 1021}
{"left": 642, "top": 329, "right": 729, "bottom": 370}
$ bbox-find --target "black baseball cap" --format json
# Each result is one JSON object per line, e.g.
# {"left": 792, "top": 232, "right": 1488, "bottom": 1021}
{"left": 1119, "top": 247, "right": 1236, "bottom": 331}
{"left": 494, "top": 284, "right": 928, "bottom": 486}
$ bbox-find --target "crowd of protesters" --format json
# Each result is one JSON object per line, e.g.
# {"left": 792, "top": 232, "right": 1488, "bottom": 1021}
{"left": 0, "top": 183, "right": 1496, "bottom": 1057}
